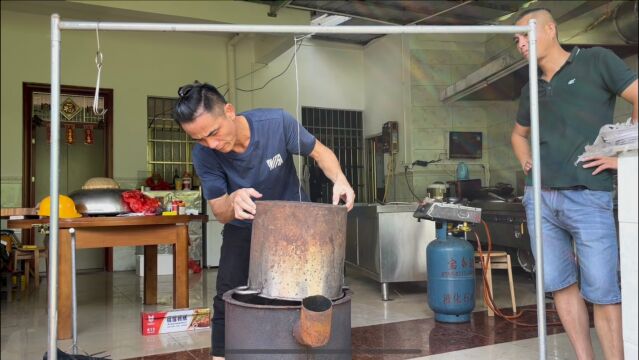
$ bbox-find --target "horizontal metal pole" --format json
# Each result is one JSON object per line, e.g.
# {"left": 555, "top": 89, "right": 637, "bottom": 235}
{"left": 59, "top": 21, "right": 529, "bottom": 35}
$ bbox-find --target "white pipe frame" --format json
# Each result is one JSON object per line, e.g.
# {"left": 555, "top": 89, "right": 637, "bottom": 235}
{"left": 48, "top": 17, "right": 545, "bottom": 360}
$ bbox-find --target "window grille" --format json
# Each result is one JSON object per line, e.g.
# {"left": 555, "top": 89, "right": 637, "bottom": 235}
{"left": 146, "top": 97, "right": 194, "bottom": 182}
{"left": 302, "top": 106, "right": 364, "bottom": 204}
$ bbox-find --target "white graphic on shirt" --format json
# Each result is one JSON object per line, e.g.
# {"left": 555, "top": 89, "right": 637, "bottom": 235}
{"left": 568, "top": 78, "right": 576, "bottom": 85}
{"left": 266, "top": 153, "right": 284, "bottom": 170}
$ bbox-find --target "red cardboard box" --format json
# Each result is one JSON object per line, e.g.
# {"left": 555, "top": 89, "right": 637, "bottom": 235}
{"left": 141, "top": 307, "right": 210, "bottom": 335}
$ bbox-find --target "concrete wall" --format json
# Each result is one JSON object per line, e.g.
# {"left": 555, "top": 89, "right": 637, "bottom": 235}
{"left": 0, "top": 6, "right": 365, "bottom": 272}
{"left": 0, "top": 10, "right": 364, "bottom": 208}
{"left": 236, "top": 37, "right": 365, "bottom": 115}
{"left": 0, "top": 9, "right": 230, "bottom": 206}
{"left": 2, "top": 5, "right": 636, "bottom": 211}
{"left": 402, "top": 34, "right": 494, "bottom": 201}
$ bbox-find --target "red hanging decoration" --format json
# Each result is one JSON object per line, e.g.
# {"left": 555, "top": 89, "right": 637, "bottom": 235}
{"left": 46, "top": 124, "right": 51, "bottom": 144}
{"left": 65, "top": 124, "right": 75, "bottom": 144}
{"left": 84, "top": 125, "right": 94, "bottom": 145}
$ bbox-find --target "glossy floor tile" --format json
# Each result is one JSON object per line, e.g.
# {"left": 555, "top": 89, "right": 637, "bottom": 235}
{"left": 0, "top": 267, "right": 597, "bottom": 360}
{"left": 413, "top": 328, "right": 604, "bottom": 360}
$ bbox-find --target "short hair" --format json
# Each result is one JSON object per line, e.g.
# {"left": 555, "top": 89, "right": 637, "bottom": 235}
{"left": 173, "top": 81, "right": 227, "bottom": 124}
{"left": 514, "top": 7, "right": 554, "bottom": 23}
{"left": 514, "top": 7, "right": 558, "bottom": 39}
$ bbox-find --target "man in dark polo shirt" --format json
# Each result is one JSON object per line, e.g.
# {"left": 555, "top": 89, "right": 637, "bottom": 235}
{"left": 511, "top": 8, "right": 637, "bottom": 360}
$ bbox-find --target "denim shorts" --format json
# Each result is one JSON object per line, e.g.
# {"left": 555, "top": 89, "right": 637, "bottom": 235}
{"left": 522, "top": 186, "right": 620, "bottom": 304}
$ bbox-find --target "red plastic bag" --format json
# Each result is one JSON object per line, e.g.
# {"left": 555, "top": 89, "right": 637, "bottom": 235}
{"left": 122, "top": 190, "right": 161, "bottom": 214}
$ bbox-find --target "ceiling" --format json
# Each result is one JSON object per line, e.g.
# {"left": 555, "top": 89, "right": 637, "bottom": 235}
{"left": 249, "top": 0, "right": 532, "bottom": 44}
{"left": 246, "top": 0, "right": 638, "bottom": 46}
{"left": 3, "top": 0, "right": 636, "bottom": 102}
{"left": 246, "top": 0, "right": 637, "bottom": 101}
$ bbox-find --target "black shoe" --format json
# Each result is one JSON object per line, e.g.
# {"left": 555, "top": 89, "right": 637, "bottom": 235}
{"left": 43, "top": 348, "right": 110, "bottom": 360}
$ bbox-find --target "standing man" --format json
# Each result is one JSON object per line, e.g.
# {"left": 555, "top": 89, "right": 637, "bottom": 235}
{"left": 511, "top": 8, "right": 637, "bottom": 360}
{"left": 173, "top": 82, "right": 355, "bottom": 359}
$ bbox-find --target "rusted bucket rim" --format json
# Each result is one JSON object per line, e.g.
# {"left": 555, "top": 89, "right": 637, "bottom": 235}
{"left": 256, "top": 200, "right": 347, "bottom": 210}
{"left": 302, "top": 295, "right": 332, "bottom": 313}
{"left": 224, "top": 288, "right": 352, "bottom": 310}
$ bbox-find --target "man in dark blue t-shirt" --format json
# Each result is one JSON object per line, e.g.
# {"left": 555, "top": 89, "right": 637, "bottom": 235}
{"left": 173, "top": 81, "right": 355, "bottom": 359}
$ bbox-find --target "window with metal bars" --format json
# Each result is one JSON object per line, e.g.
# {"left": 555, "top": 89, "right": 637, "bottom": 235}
{"left": 302, "top": 106, "right": 364, "bottom": 204}
{"left": 146, "top": 97, "right": 194, "bottom": 184}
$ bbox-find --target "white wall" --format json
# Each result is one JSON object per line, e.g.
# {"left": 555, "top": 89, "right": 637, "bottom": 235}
{"left": 0, "top": 10, "right": 230, "bottom": 204}
{"left": 364, "top": 35, "right": 405, "bottom": 140}
{"left": 235, "top": 37, "right": 365, "bottom": 115}
{"left": 0, "top": 10, "right": 365, "bottom": 207}
{"left": 402, "top": 34, "right": 493, "bottom": 201}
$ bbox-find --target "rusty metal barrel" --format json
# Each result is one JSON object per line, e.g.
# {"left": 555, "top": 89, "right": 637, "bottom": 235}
{"left": 247, "top": 201, "right": 347, "bottom": 300}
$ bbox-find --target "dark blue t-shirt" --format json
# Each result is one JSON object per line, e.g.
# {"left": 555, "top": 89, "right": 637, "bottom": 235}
{"left": 192, "top": 108, "right": 316, "bottom": 227}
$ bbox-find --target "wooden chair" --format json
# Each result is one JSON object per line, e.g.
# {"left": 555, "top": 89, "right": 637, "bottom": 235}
{"left": 1, "top": 230, "right": 48, "bottom": 291}
{"left": 1, "top": 230, "right": 25, "bottom": 301}
{"left": 474, "top": 251, "right": 517, "bottom": 316}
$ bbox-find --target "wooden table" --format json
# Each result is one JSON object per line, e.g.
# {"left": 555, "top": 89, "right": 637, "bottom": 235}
{"left": 7, "top": 215, "right": 206, "bottom": 340}
{"left": 1, "top": 207, "right": 37, "bottom": 218}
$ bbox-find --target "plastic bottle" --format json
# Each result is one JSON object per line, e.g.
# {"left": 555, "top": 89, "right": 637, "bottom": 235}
{"left": 456, "top": 162, "right": 469, "bottom": 180}
{"left": 173, "top": 169, "right": 181, "bottom": 190}
{"left": 182, "top": 171, "right": 192, "bottom": 190}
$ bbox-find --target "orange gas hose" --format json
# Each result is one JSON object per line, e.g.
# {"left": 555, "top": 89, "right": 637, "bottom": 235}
{"left": 473, "top": 220, "right": 561, "bottom": 327}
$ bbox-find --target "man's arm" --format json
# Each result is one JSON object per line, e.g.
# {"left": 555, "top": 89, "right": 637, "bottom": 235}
{"left": 309, "top": 140, "right": 355, "bottom": 210}
{"left": 620, "top": 79, "right": 638, "bottom": 123}
{"left": 511, "top": 123, "right": 533, "bottom": 175}
{"left": 209, "top": 188, "right": 263, "bottom": 224}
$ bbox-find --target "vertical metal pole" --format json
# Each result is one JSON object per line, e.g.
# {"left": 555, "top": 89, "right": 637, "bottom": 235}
{"left": 70, "top": 228, "right": 78, "bottom": 355}
{"left": 48, "top": 13, "right": 61, "bottom": 360}
{"left": 527, "top": 19, "right": 547, "bottom": 360}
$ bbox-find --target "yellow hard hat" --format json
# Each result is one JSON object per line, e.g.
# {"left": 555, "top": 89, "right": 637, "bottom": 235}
{"left": 37, "top": 195, "right": 82, "bottom": 218}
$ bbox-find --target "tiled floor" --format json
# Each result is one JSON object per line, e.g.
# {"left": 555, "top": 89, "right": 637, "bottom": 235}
{"left": 1, "top": 267, "right": 601, "bottom": 359}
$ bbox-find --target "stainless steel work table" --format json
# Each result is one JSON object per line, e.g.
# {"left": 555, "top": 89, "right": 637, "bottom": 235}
{"left": 345, "top": 203, "right": 436, "bottom": 300}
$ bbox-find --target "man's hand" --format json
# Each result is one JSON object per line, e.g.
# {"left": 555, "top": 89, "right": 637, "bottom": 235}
{"left": 229, "top": 188, "right": 262, "bottom": 220}
{"left": 522, "top": 159, "right": 533, "bottom": 175}
{"left": 582, "top": 156, "right": 618, "bottom": 175}
{"left": 332, "top": 174, "right": 355, "bottom": 211}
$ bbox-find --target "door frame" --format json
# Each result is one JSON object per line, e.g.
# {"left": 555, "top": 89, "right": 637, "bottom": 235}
{"left": 22, "top": 82, "right": 114, "bottom": 269}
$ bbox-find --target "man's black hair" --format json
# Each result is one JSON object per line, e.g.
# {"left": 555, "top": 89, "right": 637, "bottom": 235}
{"left": 514, "top": 7, "right": 558, "bottom": 39}
{"left": 514, "top": 7, "right": 553, "bottom": 23}
{"left": 173, "top": 81, "right": 227, "bottom": 124}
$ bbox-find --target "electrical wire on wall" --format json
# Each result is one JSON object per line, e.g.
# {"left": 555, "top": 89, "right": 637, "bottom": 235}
{"left": 234, "top": 38, "right": 306, "bottom": 94}
{"left": 403, "top": 164, "right": 421, "bottom": 201}
{"left": 402, "top": 156, "right": 444, "bottom": 201}
{"left": 382, "top": 153, "right": 395, "bottom": 203}
{"left": 214, "top": 63, "right": 268, "bottom": 94}
{"left": 291, "top": 34, "right": 312, "bottom": 202}
{"left": 212, "top": 37, "right": 303, "bottom": 97}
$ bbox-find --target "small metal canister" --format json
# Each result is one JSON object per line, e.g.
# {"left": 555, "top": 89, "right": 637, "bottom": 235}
{"left": 171, "top": 200, "right": 186, "bottom": 214}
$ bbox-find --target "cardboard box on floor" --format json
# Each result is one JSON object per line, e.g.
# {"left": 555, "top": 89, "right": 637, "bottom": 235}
{"left": 141, "top": 307, "right": 210, "bottom": 335}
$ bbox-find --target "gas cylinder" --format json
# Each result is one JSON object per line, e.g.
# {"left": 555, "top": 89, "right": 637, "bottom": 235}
{"left": 426, "top": 223, "right": 475, "bottom": 322}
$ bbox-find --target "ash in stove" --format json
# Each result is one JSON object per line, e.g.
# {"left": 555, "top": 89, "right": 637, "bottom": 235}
{"left": 232, "top": 293, "right": 301, "bottom": 306}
